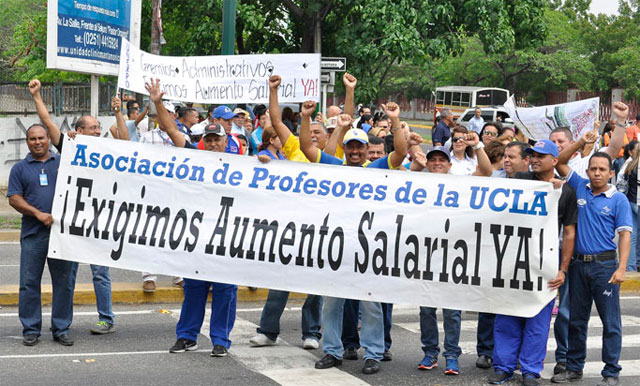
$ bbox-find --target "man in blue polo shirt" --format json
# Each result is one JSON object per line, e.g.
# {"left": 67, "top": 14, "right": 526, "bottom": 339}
{"left": 297, "top": 99, "right": 407, "bottom": 375}
{"left": 7, "top": 124, "right": 75, "bottom": 347}
{"left": 553, "top": 129, "right": 632, "bottom": 386}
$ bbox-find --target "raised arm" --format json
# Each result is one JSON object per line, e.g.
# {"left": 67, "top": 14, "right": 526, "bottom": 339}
{"left": 28, "top": 79, "right": 62, "bottom": 146}
{"left": 384, "top": 103, "right": 407, "bottom": 168}
{"left": 134, "top": 103, "right": 149, "bottom": 127}
{"left": 557, "top": 130, "right": 598, "bottom": 177}
{"left": 145, "top": 78, "right": 185, "bottom": 148}
{"left": 407, "top": 132, "right": 426, "bottom": 171}
{"left": 268, "top": 75, "right": 292, "bottom": 144}
{"left": 605, "top": 102, "right": 630, "bottom": 159}
{"left": 343, "top": 73, "right": 357, "bottom": 118}
{"left": 324, "top": 114, "right": 352, "bottom": 156}
{"left": 299, "top": 101, "right": 320, "bottom": 162}
{"left": 111, "top": 95, "right": 130, "bottom": 140}
{"left": 468, "top": 133, "right": 492, "bottom": 176}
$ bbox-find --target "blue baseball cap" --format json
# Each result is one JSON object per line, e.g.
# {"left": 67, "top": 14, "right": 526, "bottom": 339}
{"left": 525, "top": 139, "right": 559, "bottom": 158}
{"left": 426, "top": 146, "right": 451, "bottom": 161}
{"left": 213, "top": 106, "right": 237, "bottom": 120}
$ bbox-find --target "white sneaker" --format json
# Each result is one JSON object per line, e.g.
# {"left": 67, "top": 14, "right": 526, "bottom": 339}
{"left": 303, "top": 338, "right": 319, "bottom": 350}
{"left": 249, "top": 333, "right": 277, "bottom": 347}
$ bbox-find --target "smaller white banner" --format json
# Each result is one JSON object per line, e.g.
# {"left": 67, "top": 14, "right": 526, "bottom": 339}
{"left": 117, "top": 38, "right": 321, "bottom": 104}
{"left": 505, "top": 97, "right": 599, "bottom": 141}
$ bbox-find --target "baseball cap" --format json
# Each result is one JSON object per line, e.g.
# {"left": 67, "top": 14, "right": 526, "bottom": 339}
{"left": 203, "top": 123, "right": 226, "bottom": 137}
{"left": 213, "top": 106, "right": 237, "bottom": 120}
{"left": 343, "top": 129, "right": 369, "bottom": 145}
{"left": 426, "top": 146, "right": 451, "bottom": 161}
{"left": 326, "top": 116, "right": 338, "bottom": 130}
{"left": 190, "top": 122, "right": 205, "bottom": 136}
{"left": 233, "top": 108, "right": 249, "bottom": 118}
{"left": 525, "top": 139, "right": 559, "bottom": 158}
{"left": 361, "top": 123, "right": 372, "bottom": 133}
{"left": 162, "top": 101, "right": 175, "bottom": 112}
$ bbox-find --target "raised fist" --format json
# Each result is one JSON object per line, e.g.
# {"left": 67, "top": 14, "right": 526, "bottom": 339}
{"left": 612, "top": 102, "right": 629, "bottom": 121}
{"left": 28, "top": 79, "right": 41, "bottom": 96}
{"left": 337, "top": 113, "right": 352, "bottom": 128}
{"left": 462, "top": 132, "right": 480, "bottom": 147}
{"left": 582, "top": 130, "right": 598, "bottom": 144}
{"left": 343, "top": 73, "right": 357, "bottom": 89}
{"left": 269, "top": 75, "right": 281, "bottom": 89}
{"left": 301, "top": 101, "right": 317, "bottom": 117}
{"left": 383, "top": 102, "right": 400, "bottom": 119}
{"left": 111, "top": 95, "right": 122, "bottom": 112}
{"left": 408, "top": 132, "right": 423, "bottom": 147}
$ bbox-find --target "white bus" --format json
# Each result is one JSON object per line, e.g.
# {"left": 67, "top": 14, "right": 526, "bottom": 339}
{"left": 433, "top": 86, "right": 510, "bottom": 120}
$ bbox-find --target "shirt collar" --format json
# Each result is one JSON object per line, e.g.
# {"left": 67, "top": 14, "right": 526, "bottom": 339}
{"left": 26, "top": 151, "right": 56, "bottom": 163}
{"left": 586, "top": 182, "right": 617, "bottom": 198}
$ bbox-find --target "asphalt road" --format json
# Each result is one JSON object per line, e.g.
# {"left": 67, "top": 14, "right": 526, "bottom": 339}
{"left": 1, "top": 296, "right": 639, "bottom": 386}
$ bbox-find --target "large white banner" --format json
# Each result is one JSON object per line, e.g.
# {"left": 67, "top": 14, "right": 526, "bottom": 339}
{"left": 117, "top": 38, "right": 321, "bottom": 104}
{"left": 505, "top": 97, "right": 599, "bottom": 141}
{"left": 50, "top": 136, "right": 560, "bottom": 317}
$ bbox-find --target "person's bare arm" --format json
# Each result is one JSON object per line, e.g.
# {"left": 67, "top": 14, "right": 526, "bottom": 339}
{"left": 343, "top": 73, "right": 357, "bottom": 118}
{"left": 111, "top": 95, "right": 129, "bottom": 141}
{"left": 469, "top": 134, "right": 492, "bottom": 176}
{"left": 605, "top": 102, "right": 630, "bottom": 160}
{"left": 610, "top": 230, "right": 630, "bottom": 285}
{"left": 385, "top": 102, "right": 407, "bottom": 168}
{"left": 144, "top": 78, "right": 185, "bottom": 148}
{"left": 324, "top": 114, "right": 352, "bottom": 156}
{"left": 134, "top": 103, "right": 148, "bottom": 126}
{"left": 8, "top": 194, "right": 53, "bottom": 226}
{"left": 557, "top": 130, "right": 598, "bottom": 177}
{"left": 268, "top": 75, "right": 293, "bottom": 144}
{"left": 549, "top": 224, "right": 575, "bottom": 289}
{"left": 28, "top": 79, "right": 62, "bottom": 146}
{"left": 299, "top": 101, "right": 320, "bottom": 162}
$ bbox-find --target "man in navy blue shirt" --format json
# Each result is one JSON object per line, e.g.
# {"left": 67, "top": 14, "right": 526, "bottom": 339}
{"left": 432, "top": 108, "right": 454, "bottom": 146}
{"left": 553, "top": 129, "right": 632, "bottom": 386}
{"left": 7, "top": 124, "right": 75, "bottom": 347}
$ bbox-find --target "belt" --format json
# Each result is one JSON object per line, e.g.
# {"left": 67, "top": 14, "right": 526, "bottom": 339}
{"left": 574, "top": 250, "right": 617, "bottom": 262}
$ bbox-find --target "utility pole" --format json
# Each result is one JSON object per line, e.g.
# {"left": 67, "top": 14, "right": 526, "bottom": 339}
{"left": 151, "top": 0, "right": 162, "bottom": 55}
{"left": 221, "top": 0, "right": 237, "bottom": 55}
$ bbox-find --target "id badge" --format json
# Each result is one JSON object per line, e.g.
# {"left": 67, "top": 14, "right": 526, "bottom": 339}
{"left": 39, "top": 173, "right": 48, "bottom": 186}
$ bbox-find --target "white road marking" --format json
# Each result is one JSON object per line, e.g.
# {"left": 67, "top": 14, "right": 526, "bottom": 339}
{"left": 541, "top": 360, "right": 640, "bottom": 379}
{"left": 0, "top": 349, "right": 210, "bottom": 359}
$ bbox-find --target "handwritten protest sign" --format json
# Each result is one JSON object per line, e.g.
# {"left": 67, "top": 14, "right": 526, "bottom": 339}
{"left": 117, "top": 38, "right": 320, "bottom": 104}
{"left": 505, "top": 97, "right": 599, "bottom": 141}
{"left": 49, "top": 135, "right": 560, "bottom": 317}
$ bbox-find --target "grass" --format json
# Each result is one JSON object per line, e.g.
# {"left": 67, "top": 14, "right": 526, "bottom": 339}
{"left": 0, "top": 216, "right": 21, "bottom": 229}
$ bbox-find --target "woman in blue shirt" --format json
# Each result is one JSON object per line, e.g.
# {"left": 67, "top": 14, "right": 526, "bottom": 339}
{"left": 257, "top": 126, "right": 286, "bottom": 160}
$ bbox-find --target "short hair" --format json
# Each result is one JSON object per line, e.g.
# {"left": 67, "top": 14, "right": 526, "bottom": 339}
{"left": 282, "top": 107, "right": 294, "bottom": 121}
{"left": 440, "top": 108, "right": 452, "bottom": 119}
{"left": 482, "top": 121, "right": 503, "bottom": 136}
{"left": 550, "top": 127, "right": 573, "bottom": 141}
{"left": 505, "top": 141, "right": 530, "bottom": 159}
{"left": 26, "top": 123, "right": 48, "bottom": 137}
{"left": 126, "top": 100, "right": 139, "bottom": 110}
{"left": 310, "top": 121, "right": 326, "bottom": 133}
{"left": 75, "top": 115, "right": 92, "bottom": 130}
{"left": 254, "top": 104, "right": 267, "bottom": 119}
{"left": 368, "top": 135, "right": 387, "bottom": 152}
{"left": 359, "top": 105, "right": 370, "bottom": 115}
{"left": 178, "top": 107, "right": 197, "bottom": 119}
{"left": 236, "top": 134, "right": 248, "bottom": 143}
{"left": 485, "top": 141, "right": 506, "bottom": 164}
{"left": 588, "top": 151, "right": 613, "bottom": 170}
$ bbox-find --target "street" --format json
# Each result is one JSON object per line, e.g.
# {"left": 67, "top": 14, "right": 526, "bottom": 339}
{"left": 1, "top": 296, "right": 639, "bottom": 386}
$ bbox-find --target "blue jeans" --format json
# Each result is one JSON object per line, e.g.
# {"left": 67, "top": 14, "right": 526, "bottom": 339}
{"left": 554, "top": 274, "right": 570, "bottom": 363}
{"left": 19, "top": 231, "right": 75, "bottom": 337}
{"left": 477, "top": 312, "right": 495, "bottom": 358}
{"left": 493, "top": 301, "right": 554, "bottom": 377}
{"left": 257, "top": 289, "right": 322, "bottom": 341}
{"left": 176, "top": 278, "right": 237, "bottom": 348}
{"left": 628, "top": 203, "right": 638, "bottom": 271}
{"left": 322, "top": 297, "right": 384, "bottom": 361}
{"left": 342, "top": 300, "right": 393, "bottom": 351}
{"left": 567, "top": 258, "right": 622, "bottom": 378}
{"left": 70, "top": 262, "right": 114, "bottom": 325}
{"left": 419, "top": 307, "right": 462, "bottom": 359}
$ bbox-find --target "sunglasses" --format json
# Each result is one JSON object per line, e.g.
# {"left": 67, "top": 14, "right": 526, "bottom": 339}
{"left": 483, "top": 131, "right": 498, "bottom": 137}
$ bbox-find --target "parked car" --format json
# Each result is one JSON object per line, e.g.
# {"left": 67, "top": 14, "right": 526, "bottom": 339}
{"left": 456, "top": 107, "right": 515, "bottom": 130}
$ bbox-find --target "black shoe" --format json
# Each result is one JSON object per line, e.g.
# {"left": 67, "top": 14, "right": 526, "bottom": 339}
{"left": 596, "top": 376, "right": 620, "bottom": 386}
{"left": 210, "top": 345, "right": 228, "bottom": 357}
{"left": 382, "top": 350, "right": 392, "bottom": 362}
{"left": 343, "top": 347, "right": 358, "bottom": 360}
{"left": 523, "top": 373, "right": 539, "bottom": 386}
{"left": 362, "top": 359, "right": 380, "bottom": 374}
{"left": 550, "top": 370, "right": 583, "bottom": 383}
{"left": 53, "top": 334, "right": 74, "bottom": 346}
{"left": 169, "top": 338, "right": 198, "bottom": 353}
{"left": 476, "top": 355, "right": 493, "bottom": 369}
{"left": 488, "top": 370, "right": 512, "bottom": 385}
{"left": 22, "top": 334, "right": 39, "bottom": 346}
{"left": 315, "top": 354, "right": 342, "bottom": 369}
{"left": 553, "top": 362, "right": 567, "bottom": 375}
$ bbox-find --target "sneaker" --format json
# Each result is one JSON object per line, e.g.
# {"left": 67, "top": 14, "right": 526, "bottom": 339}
{"left": 143, "top": 280, "right": 156, "bottom": 293}
{"left": 211, "top": 345, "right": 228, "bottom": 357}
{"left": 344, "top": 347, "right": 358, "bottom": 360}
{"left": 382, "top": 350, "right": 392, "bottom": 362}
{"left": 169, "top": 338, "right": 198, "bottom": 353}
{"left": 249, "top": 333, "right": 277, "bottom": 347}
{"left": 418, "top": 355, "right": 438, "bottom": 370}
{"left": 315, "top": 354, "right": 342, "bottom": 369}
{"left": 53, "top": 334, "right": 74, "bottom": 346}
{"left": 22, "top": 334, "right": 39, "bottom": 346}
{"left": 303, "top": 338, "right": 319, "bottom": 350}
{"left": 90, "top": 321, "right": 116, "bottom": 335}
{"left": 476, "top": 355, "right": 493, "bottom": 369}
{"left": 596, "top": 377, "right": 620, "bottom": 386}
{"left": 523, "top": 373, "right": 539, "bottom": 386}
{"left": 553, "top": 362, "right": 567, "bottom": 375}
{"left": 362, "top": 359, "right": 380, "bottom": 374}
{"left": 488, "top": 370, "right": 513, "bottom": 384}
{"left": 550, "top": 370, "right": 583, "bottom": 383}
{"left": 444, "top": 357, "right": 459, "bottom": 375}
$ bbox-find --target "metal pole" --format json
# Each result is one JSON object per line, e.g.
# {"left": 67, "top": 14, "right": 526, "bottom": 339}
{"left": 90, "top": 75, "right": 99, "bottom": 118}
{"left": 322, "top": 84, "right": 327, "bottom": 118}
{"left": 221, "top": 0, "right": 237, "bottom": 55}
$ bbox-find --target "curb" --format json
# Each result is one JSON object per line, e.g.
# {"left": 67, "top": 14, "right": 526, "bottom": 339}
{"left": 0, "top": 230, "right": 20, "bottom": 242}
{"left": 0, "top": 283, "right": 308, "bottom": 307}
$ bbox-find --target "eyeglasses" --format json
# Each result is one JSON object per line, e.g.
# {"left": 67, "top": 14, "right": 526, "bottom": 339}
{"left": 483, "top": 131, "right": 498, "bottom": 137}
{"left": 452, "top": 136, "right": 465, "bottom": 142}
{"left": 80, "top": 125, "right": 101, "bottom": 131}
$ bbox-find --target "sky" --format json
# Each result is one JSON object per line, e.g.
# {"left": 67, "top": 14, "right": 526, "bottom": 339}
{"left": 589, "top": 0, "right": 620, "bottom": 16}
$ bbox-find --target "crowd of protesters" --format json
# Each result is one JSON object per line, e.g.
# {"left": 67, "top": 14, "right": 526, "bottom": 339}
{"left": 6, "top": 72, "right": 638, "bottom": 386}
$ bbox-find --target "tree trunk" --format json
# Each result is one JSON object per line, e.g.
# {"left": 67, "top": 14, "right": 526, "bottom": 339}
{"left": 151, "top": 0, "right": 161, "bottom": 54}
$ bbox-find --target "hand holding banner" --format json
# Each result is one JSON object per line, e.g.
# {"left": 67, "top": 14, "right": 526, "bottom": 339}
{"left": 117, "top": 38, "right": 320, "bottom": 104}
